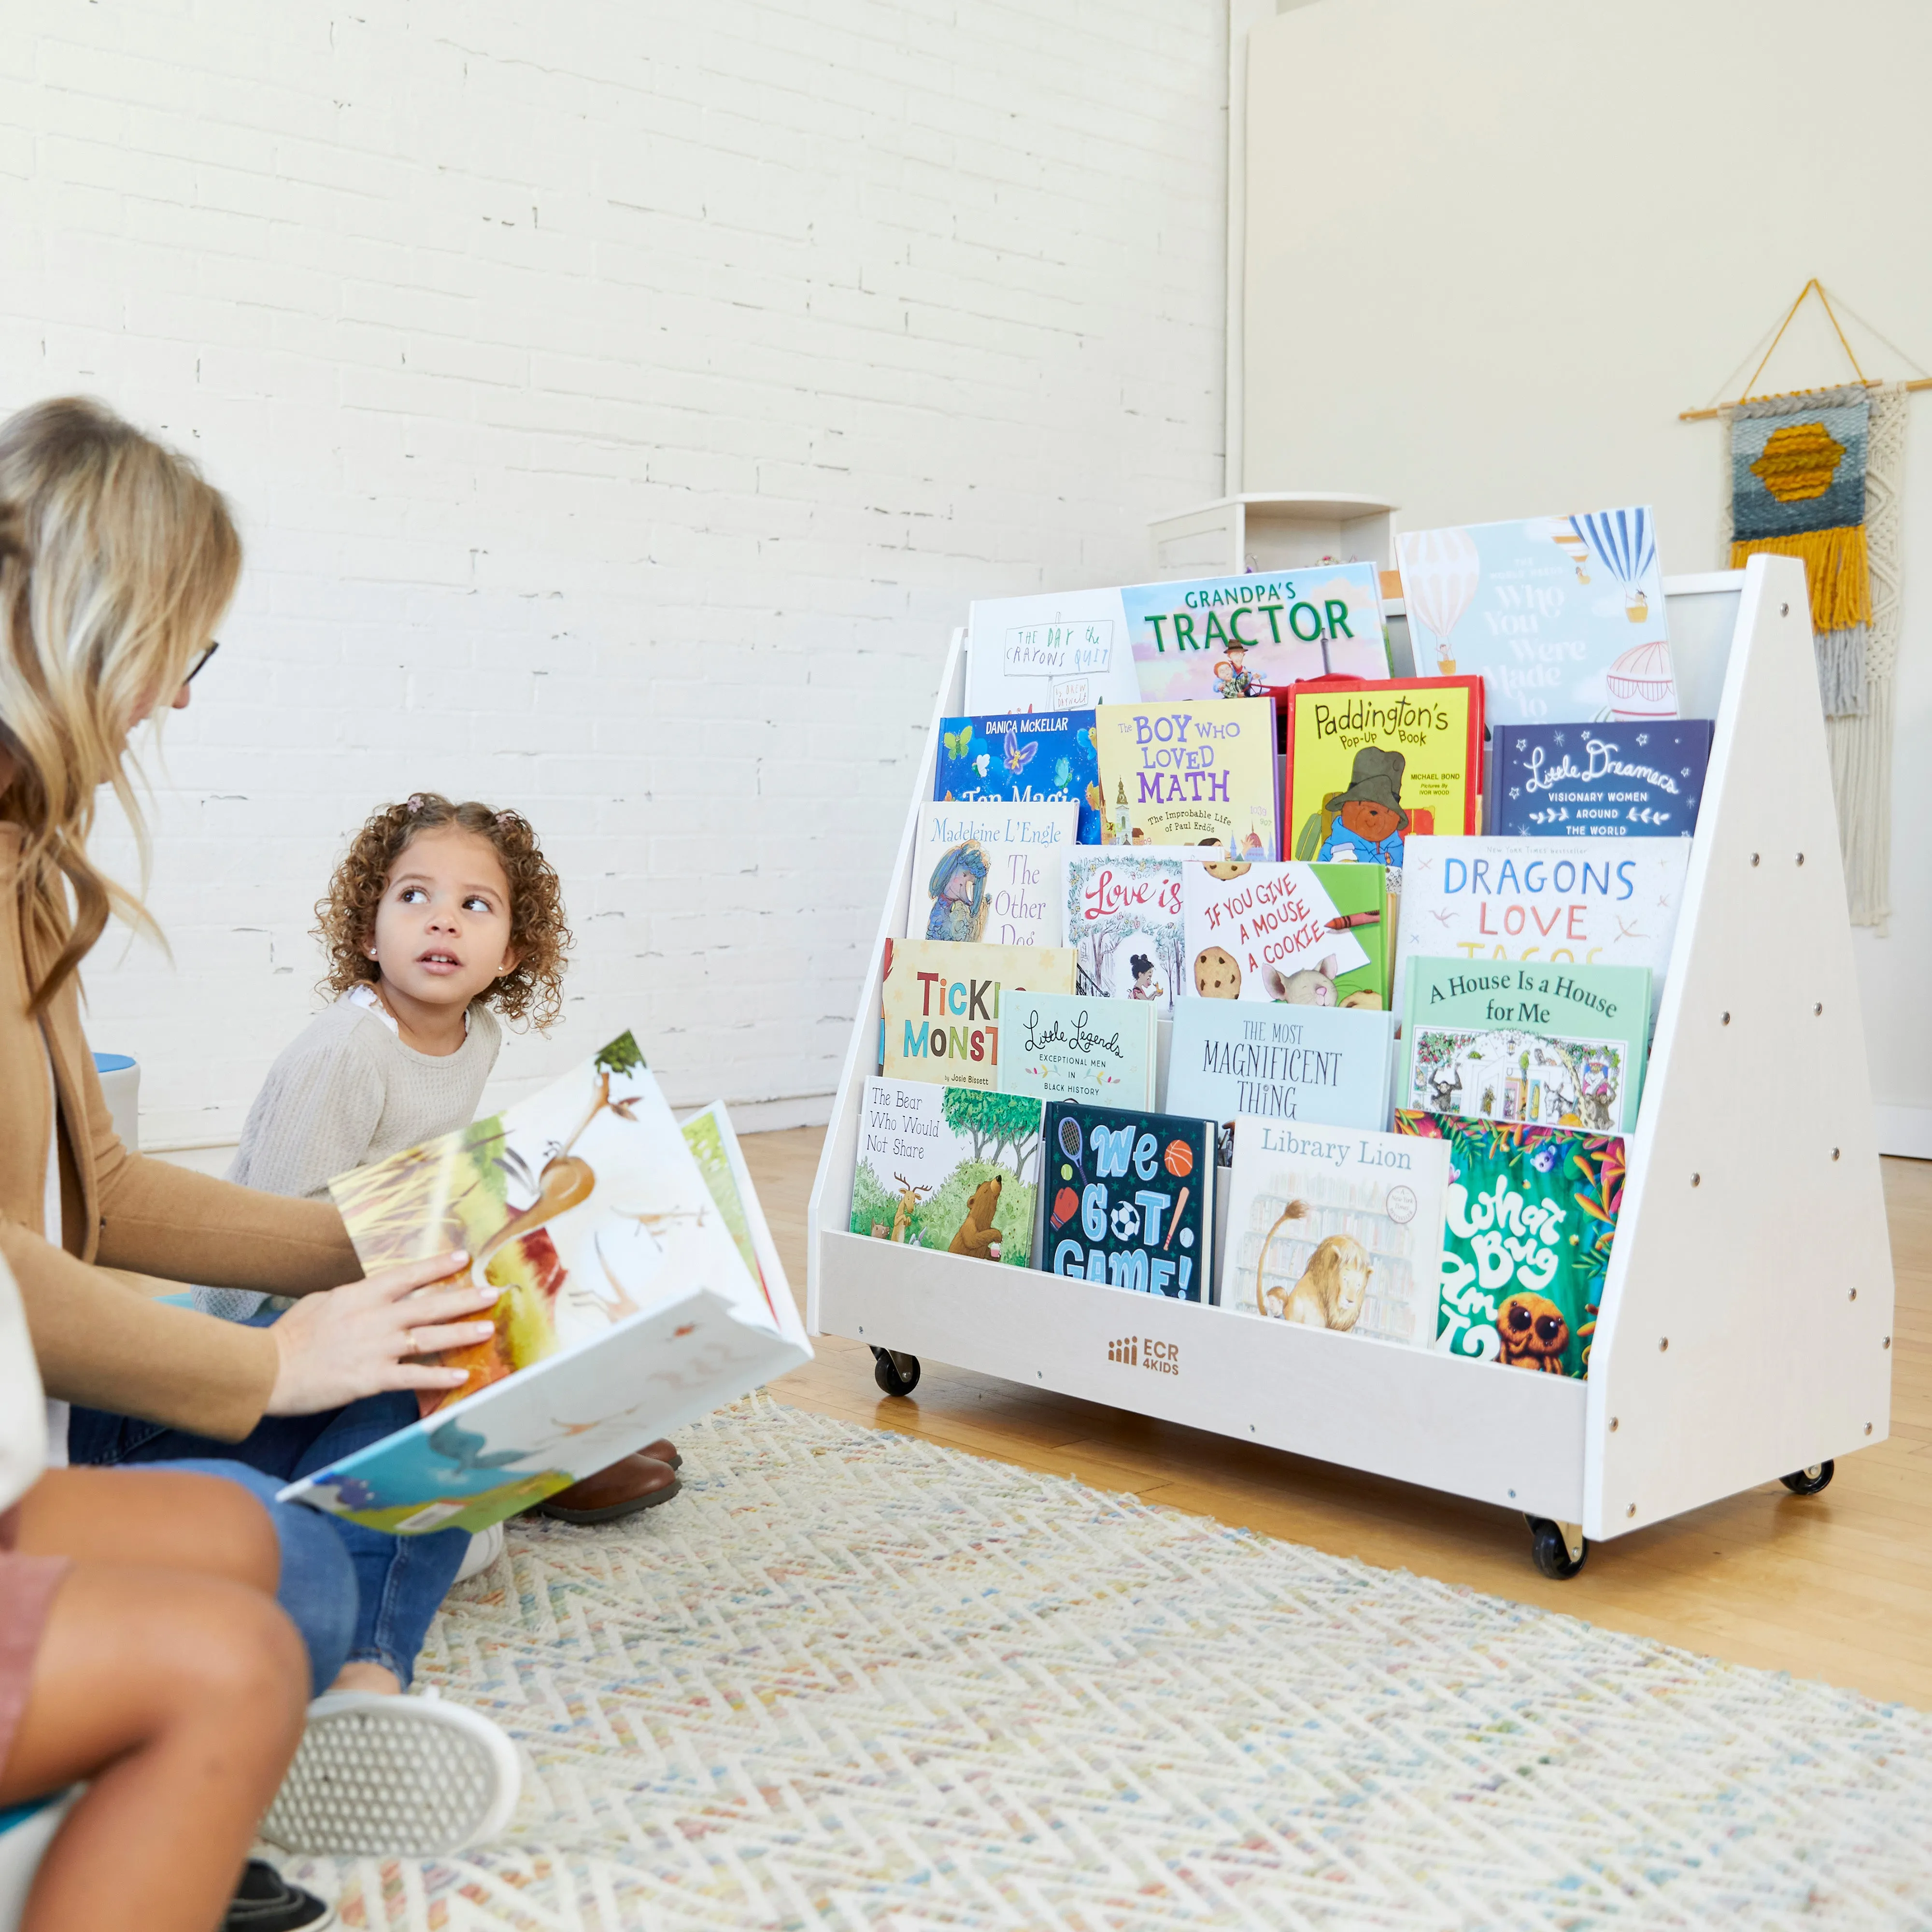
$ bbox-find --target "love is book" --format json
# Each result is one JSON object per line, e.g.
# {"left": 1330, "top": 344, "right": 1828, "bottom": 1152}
{"left": 881, "top": 938, "right": 1076, "bottom": 1090}
{"left": 1490, "top": 720, "right": 1712, "bottom": 838}
{"left": 1182, "top": 859, "right": 1370, "bottom": 1006}
{"left": 934, "top": 710, "right": 1103, "bottom": 844}
{"left": 909, "top": 800, "right": 1080, "bottom": 947}
{"left": 1094, "top": 697, "right": 1278, "bottom": 855}
{"left": 1063, "top": 852, "right": 1186, "bottom": 1021}
{"left": 996, "top": 991, "right": 1159, "bottom": 1109}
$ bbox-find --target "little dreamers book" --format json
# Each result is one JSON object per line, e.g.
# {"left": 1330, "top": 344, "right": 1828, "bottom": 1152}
{"left": 1094, "top": 697, "right": 1279, "bottom": 856}
{"left": 909, "top": 800, "right": 1080, "bottom": 948}
{"left": 881, "top": 938, "right": 1077, "bottom": 1091}
{"left": 1166, "top": 1002, "right": 1396, "bottom": 1145}
{"left": 1490, "top": 720, "right": 1713, "bottom": 838}
{"left": 1220, "top": 1119, "right": 1450, "bottom": 1351}
{"left": 850, "top": 1077, "right": 1043, "bottom": 1268}
{"left": 1399, "top": 957, "right": 1652, "bottom": 1134}
{"left": 1064, "top": 852, "right": 1186, "bottom": 1020}
{"left": 996, "top": 991, "right": 1159, "bottom": 1109}
{"left": 934, "top": 710, "right": 1103, "bottom": 845}
{"left": 1039, "top": 1100, "right": 1215, "bottom": 1303}
{"left": 278, "top": 1033, "right": 811, "bottom": 1535}
{"left": 1181, "top": 859, "right": 1370, "bottom": 1006}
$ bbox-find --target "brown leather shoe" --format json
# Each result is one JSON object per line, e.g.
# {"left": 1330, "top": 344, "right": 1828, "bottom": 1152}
{"left": 537, "top": 1453, "right": 680, "bottom": 1524}
{"left": 640, "top": 1439, "right": 681, "bottom": 1470}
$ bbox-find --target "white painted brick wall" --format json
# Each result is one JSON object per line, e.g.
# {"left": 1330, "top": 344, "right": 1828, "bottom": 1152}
{"left": 1, "top": 0, "right": 1227, "bottom": 1148}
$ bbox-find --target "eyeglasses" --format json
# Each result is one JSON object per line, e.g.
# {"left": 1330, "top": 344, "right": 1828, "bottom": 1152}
{"left": 187, "top": 640, "right": 220, "bottom": 683}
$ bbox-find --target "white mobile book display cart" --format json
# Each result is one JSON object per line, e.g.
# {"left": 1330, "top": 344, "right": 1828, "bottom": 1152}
{"left": 805, "top": 555, "right": 1895, "bottom": 1575}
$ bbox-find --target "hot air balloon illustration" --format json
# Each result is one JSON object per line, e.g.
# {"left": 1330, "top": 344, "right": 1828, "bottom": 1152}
{"left": 1549, "top": 525, "right": 1592, "bottom": 583}
{"left": 1570, "top": 508, "right": 1657, "bottom": 625}
{"left": 1605, "top": 639, "right": 1677, "bottom": 719}
{"left": 1398, "top": 528, "right": 1481, "bottom": 674}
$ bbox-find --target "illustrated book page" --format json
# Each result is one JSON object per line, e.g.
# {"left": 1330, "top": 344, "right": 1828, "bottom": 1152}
{"left": 995, "top": 991, "right": 1159, "bottom": 1109}
{"left": 1094, "top": 697, "right": 1278, "bottom": 856}
{"left": 909, "top": 800, "right": 1081, "bottom": 947}
{"left": 934, "top": 710, "right": 1103, "bottom": 845}
{"left": 881, "top": 938, "right": 1076, "bottom": 1090}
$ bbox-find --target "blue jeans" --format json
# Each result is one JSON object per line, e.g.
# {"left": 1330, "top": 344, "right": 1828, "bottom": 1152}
{"left": 68, "top": 1392, "right": 470, "bottom": 1693}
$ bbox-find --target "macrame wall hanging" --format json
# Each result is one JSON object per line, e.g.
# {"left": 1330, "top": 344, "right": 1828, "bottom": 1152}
{"left": 1684, "top": 280, "right": 1928, "bottom": 930}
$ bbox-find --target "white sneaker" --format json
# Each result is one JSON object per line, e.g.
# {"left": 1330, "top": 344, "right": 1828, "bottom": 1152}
{"left": 261, "top": 1689, "right": 520, "bottom": 1856}
{"left": 453, "top": 1522, "right": 505, "bottom": 1584}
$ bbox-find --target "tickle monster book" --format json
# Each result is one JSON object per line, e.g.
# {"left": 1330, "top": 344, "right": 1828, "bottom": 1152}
{"left": 908, "top": 800, "right": 1080, "bottom": 947}
{"left": 1095, "top": 697, "right": 1279, "bottom": 855}
{"left": 934, "top": 710, "right": 1104, "bottom": 845}
{"left": 277, "top": 1034, "right": 811, "bottom": 1535}
{"left": 881, "top": 938, "right": 1076, "bottom": 1090}
{"left": 1285, "top": 678, "right": 1484, "bottom": 878}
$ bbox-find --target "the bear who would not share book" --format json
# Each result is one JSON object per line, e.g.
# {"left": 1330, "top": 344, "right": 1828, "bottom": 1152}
{"left": 934, "top": 710, "right": 1103, "bottom": 845}
{"left": 908, "top": 800, "right": 1080, "bottom": 948}
{"left": 1394, "top": 1112, "right": 1625, "bottom": 1378}
{"left": 1399, "top": 957, "right": 1652, "bottom": 1135}
{"left": 881, "top": 938, "right": 1077, "bottom": 1091}
{"left": 850, "top": 1078, "right": 1043, "bottom": 1267}
{"left": 1040, "top": 1101, "right": 1215, "bottom": 1301}
{"left": 277, "top": 1032, "right": 811, "bottom": 1535}
{"left": 1220, "top": 1120, "right": 1449, "bottom": 1350}
{"left": 996, "top": 992, "right": 1159, "bottom": 1110}
{"left": 1489, "top": 721, "right": 1713, "bottom": 838}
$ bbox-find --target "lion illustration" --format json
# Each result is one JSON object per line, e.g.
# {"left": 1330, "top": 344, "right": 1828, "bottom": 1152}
{"left": 1254, "top": 1202, "right": 1372, "bottom": 1331}
{"left": 948, "top": 1175, "right": 1004, "bottom": 1262}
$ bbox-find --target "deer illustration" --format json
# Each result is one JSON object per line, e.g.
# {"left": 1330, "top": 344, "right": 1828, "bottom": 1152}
{"left": 891, "top": 1174, "right": 929, "bottom": 1243}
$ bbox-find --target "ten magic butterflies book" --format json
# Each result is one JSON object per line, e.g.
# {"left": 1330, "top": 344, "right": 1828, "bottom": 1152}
{"left": 1095, "top": 697, "right": 1279, "bottom": 856}
{"left": 1490, "top": 721, "right": 1713, "bottom": 838}
{"left": 935, "top": 711, "right": 1104, "bottom": 844}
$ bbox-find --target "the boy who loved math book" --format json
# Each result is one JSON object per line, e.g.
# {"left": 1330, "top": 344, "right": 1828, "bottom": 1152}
{"left": 934, "top": 711, "right": 1104, "bottom": 845}
{"left": 1095, "top": 698, "right": 1278, "bottom": 855}
{"left": 997, "top": 992, "right": 1159, "bottom": 1109}
{"left": 850, "top": 1078, "right": 1042, "bottom": 1267}
{"left": 1490, "top": 721, "right": 1712, "bottom": 838}
{"left": 881, "top": 938, "right": 1076, "bottom": 1091}
{"left": 1399, "top": 958, "right": 1651, "bottom": 1134}
{"left": 1395, "top": 1112, "right": 1625, "bottom": 1378}
{"left": 1040, "top": 1101, "right": 1214, "bottom": 1302}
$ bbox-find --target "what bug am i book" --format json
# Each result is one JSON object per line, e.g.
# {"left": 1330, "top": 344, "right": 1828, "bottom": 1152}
{"left": 1038, "top": 1101, "right": 1215, "bottom": 1302}
{"left": 909, "top": 800, "right": 1080, "bottom": 948}
{"left": 1394, "top": 1112, "right": 1625, "bottom": 1378}
{"left": 996, "top": 991, "right": 1159, "bottom": 1109}
{"left": 881, "top": 939, "right": 1077, "bottom": 1091}
{"left": 934, "top": 710, "right": 1104, "bottom": 844}
{"left": 277, "top": 1033, "right": 811, "bottom": 1535}
{"left": 1398, "top": 957, "right": 1652, "bottom": 1134}
{"left": 1489, "top": 720, "right": 1713, "bottom": 838}
{"left": 850, "top": 1078, "right": 1042, "bottom": 1267}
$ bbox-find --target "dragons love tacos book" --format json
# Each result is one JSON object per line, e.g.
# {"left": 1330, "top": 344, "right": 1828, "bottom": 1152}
{"left": 277, "top": 1033, "right": 810, "bottom": 1534}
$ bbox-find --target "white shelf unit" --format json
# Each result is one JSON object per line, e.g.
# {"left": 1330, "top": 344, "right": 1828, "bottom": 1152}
{"left": 806, "top": 557, "right": 1894, "bottom": 1560}
{"left": 1147, "top": 492, "right": 1395, "bottom": 582}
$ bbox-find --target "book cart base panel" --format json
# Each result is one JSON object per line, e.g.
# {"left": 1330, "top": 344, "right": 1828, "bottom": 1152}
{"left": 819, "top": 1232, "right": 1587, "bottom": 1523}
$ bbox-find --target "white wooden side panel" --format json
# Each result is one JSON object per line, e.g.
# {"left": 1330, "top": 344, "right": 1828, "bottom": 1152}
{"left": 819, "top": 1231, "right": 1586, "bottom": 1519}
{"left": 1584, "top": 557, "right": 1894, "bottom": 1540}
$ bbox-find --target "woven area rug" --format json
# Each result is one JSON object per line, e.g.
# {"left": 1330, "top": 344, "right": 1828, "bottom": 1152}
{"left": 280, "top": 1397, "right": 1932, "bottom": 1930}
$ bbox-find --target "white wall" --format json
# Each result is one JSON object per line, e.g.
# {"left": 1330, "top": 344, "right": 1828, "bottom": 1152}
{"left": 1241, "top": 0, "right": 1932, "bottom": 1126}
{"left": 1, "top": 0, "right": 1228, "bottom": 1147}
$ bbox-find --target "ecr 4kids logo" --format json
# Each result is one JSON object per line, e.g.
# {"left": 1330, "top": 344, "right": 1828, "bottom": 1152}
{"left": 1106, "top": 1334, "right": 1179, "bottom": 1376}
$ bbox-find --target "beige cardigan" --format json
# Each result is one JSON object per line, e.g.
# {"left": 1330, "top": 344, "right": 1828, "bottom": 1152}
{"left": 1, "top": 825, "right": 362, "bottom": 1439}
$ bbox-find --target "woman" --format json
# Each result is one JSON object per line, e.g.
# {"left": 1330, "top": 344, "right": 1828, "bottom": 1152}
{"left": 0, "top": 397, "right": 513, "bottom": 1856}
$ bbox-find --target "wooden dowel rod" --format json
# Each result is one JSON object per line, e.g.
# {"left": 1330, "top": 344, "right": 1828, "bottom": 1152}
{"left": 1679, "top": 376, "right": 1932, "bottom": 422}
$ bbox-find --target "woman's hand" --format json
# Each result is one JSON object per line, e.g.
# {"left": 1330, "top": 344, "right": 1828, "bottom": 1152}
{"left": 263, "top": 1252, "right": 498, "bottom": 1416}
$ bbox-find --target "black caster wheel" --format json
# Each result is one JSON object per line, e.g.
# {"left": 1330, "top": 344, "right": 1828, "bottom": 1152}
{"left": 1526, "top": 1516, "right": 1589, "bottom": 1580}
{"left": 871, "top": 1348, "right": 921, "bottom": 1397}
{"left": 1779, "top": 1460, "right": 1834, "bottom": 1495}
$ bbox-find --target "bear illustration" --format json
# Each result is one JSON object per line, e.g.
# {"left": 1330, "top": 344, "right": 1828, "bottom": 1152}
{"left": 948, "top": 1175, "right": 1004, "bottom": 1261}
{"left": 1193, "top": 945, "right": 1242, "bottom": 998}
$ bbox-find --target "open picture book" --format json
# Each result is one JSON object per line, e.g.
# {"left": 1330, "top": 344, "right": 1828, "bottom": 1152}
{"left": 277, "top": 1030, "right": 812, "bottom": 1534}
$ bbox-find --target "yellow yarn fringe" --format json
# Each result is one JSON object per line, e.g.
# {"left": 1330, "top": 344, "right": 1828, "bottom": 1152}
{"left": 1728, "top": 525, "right": 1869, "bottom": 632}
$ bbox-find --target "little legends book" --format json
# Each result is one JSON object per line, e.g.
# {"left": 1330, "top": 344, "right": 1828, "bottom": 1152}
{"left": 909, "top": 799, "right": 1080, "bottom": 948}
{"left": 1489, "top": 720, "right": 1713, "bottom": 838}
{"left": 996, "top": 991, "right": 1159, "bottom": 1109}
{"left": 1399, "top": 957, "right": 1651, "bottom": 1134}
{"left": 1396, "top": 507, "right": 1678, "bottom": 726}
{"left": 933, "top": 710, "right": 1103, "bottom": 845}
{"left": 881, "top": 938, "right": 1077, "bottom": 1091}
{"left": 1063, "top": 852, "right": 1186, "bottom": 1021}
{"left": 1039, "top": 1100, "right": 1215, "bottom": 1302}
{"left": 1167, "top": 1002, "right": 1396, "bottom": 1146}
{"left": 1094, "top": 697, "right": 1279, "bottom": 856}
{"left": 850, "top": 1077, "right": 1042, "bottom": 1267}
{"left": 1182, "top": 858, "right": 1371, "bottom": 1006}
{"left": 277, "top": 1033, "right": 811, "bottom": 1535}
{"left": 1220, "top": 1119, "right": 1450, "bottom": 1351}
{"left": 1284, "top": 678, "right": 1484, "bottom": 877}
{"left": 1394, "top": 1112, "right": 1626, "bottom": 1378}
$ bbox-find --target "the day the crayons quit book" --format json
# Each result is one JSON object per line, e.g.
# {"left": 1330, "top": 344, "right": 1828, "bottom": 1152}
{"left": 1489, "top": 721, "right": 1712, "bottom": 838}
{"left": 277, "top": 1033, "right": 811, "bottom": 1535}
{"left": 996, "top": 991, "right": 1159, "bottom": 1109}
{"left": 908, "top": 800, "right": 1079, "bottom": 948}
{"left": 934, "top": 711, "right": 1104, "bottom": 845}
{"left": 1094, "top": 697, "right": 1279, "bottom": 856}
{"left": 881, "top": 938, "right": 1076, "bottom": 1090}
{"left": 1395, "top": 1111, "right": 1625, "bottom": 1379}
{"left": 1399, "top": 957, "right": 1651, "bottom": 1134}
{"left": 851, "top": 1077, "right": 1042, "bottom": 1266}
{"left": 1039, "top": 1101, "right": 1214, "bottom": 1301}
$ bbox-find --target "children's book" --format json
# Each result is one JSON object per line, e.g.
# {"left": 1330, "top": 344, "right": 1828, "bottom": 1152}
{"left": 850, "top": 1077, "right": 1043, "bottom": 1266}
{"left": 1063, "top": 852, "right": 1186, "bottom": 1020}
{"left": 996, "top": 992, "right": 1159, "bottom": 1109}
{"left": 1397, "top": 508, "right": 1677, "bottom": 725}
{"left": 1220, "top": 1118, "right": 1449, "bottom": 1349}
{"left": 1399, "top": 958, "right": 1651, "bottom": 1134}
{"left": 934, "top": 710, "right": 1104, "bottom": 845}
{"left": 963, "top": 593, "right": 1145, "bottom": 713}
{"left": 1489, "top": 720, "right": 1713, "bottom": 838}
{"left": 1094, "top": 698, "right": 1279, "bottom": 856}
{"left": 1394, "top": 1112, "right": 1625, "bottom": 1378}
{"left": 881, "top": 938, "right": 1076, "bottom": 1090}
{"left": 1394, "top": 836, "right": 1689, "bottom": 1040}
{"left": 1039, "top": 1101, "right": 1214, "bottom": 1302}
{"left": 1182, "top": 859, "right": 1371, "bottom": 1006}
{"left": 909, "top": 801, "right": 1080, "bottom": 947}
{"left": 277, "top": 1033, "right": 811, "bottom": 1534}
{"left": 1284, "top": 678, "right": 1484, "bottom": 880}
{"left": 1311, "top": 861, "right": 1392, "bottom": 1009}
{"left": 1167, "top": 1002, "right": 1396, "bottom": 1146}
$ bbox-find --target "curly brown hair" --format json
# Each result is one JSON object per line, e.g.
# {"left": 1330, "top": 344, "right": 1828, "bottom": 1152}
{"left": 313, "top": 793, "right": 571, "bottom": 1030}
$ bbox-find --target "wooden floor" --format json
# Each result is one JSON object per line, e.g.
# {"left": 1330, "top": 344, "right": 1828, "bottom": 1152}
{"left": 741, "top": 1126, "right": 1932, "bottom": 1712}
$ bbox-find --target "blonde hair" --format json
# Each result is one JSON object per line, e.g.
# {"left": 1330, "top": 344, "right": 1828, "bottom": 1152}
{"left": 0, "top": 398, "right": 240, "bottom": 1009}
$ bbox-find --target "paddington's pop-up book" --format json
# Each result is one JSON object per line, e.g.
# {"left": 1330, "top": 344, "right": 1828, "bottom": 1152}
{"left": 279, "top": 1032, "right": 811, "bottom": 1534}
